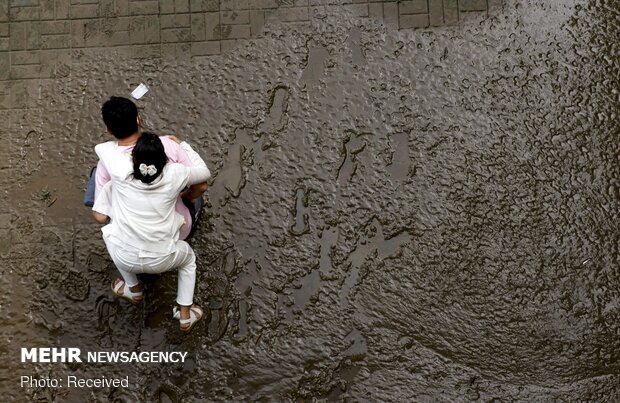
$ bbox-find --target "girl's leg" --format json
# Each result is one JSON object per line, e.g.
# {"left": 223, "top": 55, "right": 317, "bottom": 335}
{"left": 117, "top": 267, "right": 140, "bottom": 288}
{"left": 104, "top": 236, "right": 143, "bottom": 300}
{"left": 138, "top": 241, "right": 197, "bottom": 305}
{"left": 169, "top": 241, "right": 197, "bottom": 307}
{"left": 173, "top": 243, "right": 200, "bottom": 328}
{"left": 138, "top": 241, "right": 200, "bottom": 328}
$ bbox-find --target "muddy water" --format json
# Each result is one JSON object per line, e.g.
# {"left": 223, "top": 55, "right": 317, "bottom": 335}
{"left": 1, "top": 0, "right": 620, "bottom": 401}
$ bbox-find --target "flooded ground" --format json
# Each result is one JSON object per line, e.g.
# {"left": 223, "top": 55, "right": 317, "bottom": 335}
{"left": 1, "top": 0, "right": 620, "bottom": 401}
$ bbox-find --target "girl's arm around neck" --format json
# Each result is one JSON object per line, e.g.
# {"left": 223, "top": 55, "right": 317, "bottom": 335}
{"left": 179, "top": 141, "right": 211, "bottom": 185}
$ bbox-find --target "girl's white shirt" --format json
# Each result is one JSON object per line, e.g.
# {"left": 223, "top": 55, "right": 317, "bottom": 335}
{"left": 93, "top": 141, "right": 210, "bottom": 253}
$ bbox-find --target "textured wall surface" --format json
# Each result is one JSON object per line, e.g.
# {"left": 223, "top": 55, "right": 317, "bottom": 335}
{"left": 1, "top": 0, "right": 620, "bottom": 401}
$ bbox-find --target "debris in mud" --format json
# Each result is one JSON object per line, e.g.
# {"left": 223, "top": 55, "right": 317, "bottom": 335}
{"left": 131, "top": 83, "right": 149, "bottom": 100}
{"left": 34, "top": 188, "right": 54, "bottom": 204}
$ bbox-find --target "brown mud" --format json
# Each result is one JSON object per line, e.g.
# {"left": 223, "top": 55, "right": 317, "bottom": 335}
{"left": 2, "top": 0, "right": 620, "bottom": 401}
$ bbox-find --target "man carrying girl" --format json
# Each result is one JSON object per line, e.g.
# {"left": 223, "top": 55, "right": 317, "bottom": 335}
{"left": 91, "top": 97, "right": 210, "bottom": 333}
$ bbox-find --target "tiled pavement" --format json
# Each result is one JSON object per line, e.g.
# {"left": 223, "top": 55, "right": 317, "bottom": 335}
{"left": 0, "top": 0, "right": 504, "bottom": 109}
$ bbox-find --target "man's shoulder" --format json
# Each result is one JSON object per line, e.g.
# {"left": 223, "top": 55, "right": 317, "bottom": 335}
{"left": 94, "top": 141, "right": 117, "bottom": 157}
{"left": 95, "top": 140, "right": 115, "bottom": 147}
{"left": 160, "top": 136, "right": 182, "bottom": 149}
{"left": 159, "top": 136, "right": 186, "bottom": 163}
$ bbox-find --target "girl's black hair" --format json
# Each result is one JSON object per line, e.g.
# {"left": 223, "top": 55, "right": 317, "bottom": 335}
{"left": 132, "top": 132, "right": 168, "bottom": 184}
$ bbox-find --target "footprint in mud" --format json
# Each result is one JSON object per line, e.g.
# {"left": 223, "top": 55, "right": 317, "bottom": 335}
{"left": 144, "top": 304, "right": 172, "bottom": 329}
{"left": 209, "top": 142, "right": 246, "bottom": 208}
{"left": 0, "top": 214, "right": 11, "bottom": 258}
{"left": 328, "top": 360, "right": 362, "bottom": 400}
{"left": 347, "top": 26, "right": 365, "bottom": 66}
{"left": 386, "top": 132, "right": 412, "bottom": 185}
{"left": 292, "top": 269, "right": 321, "bottom": 310}
{"left": 233, "top": 279, "right": 248, "bottom": 334}
{"left": 207, "top": 307, "right": 227, "bottom": 342}
{"left": 299, "top": 328, "right": 366, "bottom": 400}
{"left": 234, "top": 257, "right": 259, "bottom": 294}
{"left": 153, "top": 383, "right": 181, "bottom": 403}
{"left": 233, "top": 258, "right": 261, "bottom": 338}
{"left": 337, "top": 131, "right": 367, "bottom": 185}
{"left": 339, "top": 249, "right": 383, "bottom": 308}
{"left": 222, "top": 250, "right": 237, "bottom": 276}
{"left": 34, "top": 308, "right": 62, "bottom": 333}
{"left": 287, "top": 227, "right": 340, "bottom": 312}
{"left": 86, "top": 253, "right": 109, "bottom": 273}
{"left": 62, "top": 269, "right": 90, "bottom": 301}
{"left": 301, "top": 46, "right": 330, "bottom": 85}
{"left": 95, "top": 295, "right": 118, "bottom": 330}
{"left": 339, "top": 219, "right": 411, "bottom": 307}
{"left": 235, "top": 128, "right": 270, "bottom": 170}
{"left": 290, "top": 188, "right": 310, "bottom": 235}
{"left": 276, "top": 293, "right": 294, "bottom": 323}
{"left": 139, "top": 328, "right": 167, "bottom": 351}
{"left": 40, "top": 229, "right": 61, "bottom": 245}
{"left": 235, "top": 299, "right": 249, "bottom": 339}
{"left": 319, "top": 226, "right": 339, "bottom": 274}
{"left": 259, "top": 86, "right": 289, "bottom": 134}
{"left": 21, "top": 130, "right": 42, "bottom": 174}
{"left": 0, "top": 228, "right": 13, "bottom": 258}
{"left": 342, "top": 327, "right": 367, "bottom": 360}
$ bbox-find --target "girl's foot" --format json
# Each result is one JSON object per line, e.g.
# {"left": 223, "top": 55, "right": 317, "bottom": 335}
{"left": 174, "top": 305, "right": 203, "bottom": 333}
{"left": 111, "top": 278, "right": 144, "bottom": 305}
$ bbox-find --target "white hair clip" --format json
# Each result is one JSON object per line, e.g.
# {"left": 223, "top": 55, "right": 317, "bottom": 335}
{"left": 139, "top": 163, "right": 157, "bottom": 176}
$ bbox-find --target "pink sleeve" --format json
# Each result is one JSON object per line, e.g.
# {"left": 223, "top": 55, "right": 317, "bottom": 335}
{"left": 161, "top": 137, "right": 192, "bottom": 167}
{"left": 94, "top": 160, "right": 111, "bottom": 201}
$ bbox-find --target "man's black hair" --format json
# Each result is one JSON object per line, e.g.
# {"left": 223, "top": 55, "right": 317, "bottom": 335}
{"left": 132, "top": 132, "right": 168, "bottom": 184}
{"left": 101, "top": 96, "right": 138, "bottom": 139}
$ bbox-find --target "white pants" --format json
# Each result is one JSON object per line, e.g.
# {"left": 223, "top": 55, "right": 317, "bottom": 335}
{"left": 103, "top": 235, "right": 196, "bottom": 306}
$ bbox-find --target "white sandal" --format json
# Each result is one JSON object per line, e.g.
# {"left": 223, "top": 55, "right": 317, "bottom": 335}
{"left": 173, "top": 305, "right": 203, "bottom": 333}
{"left": 111, "top": 279, "right": 143, "bottom": 305}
